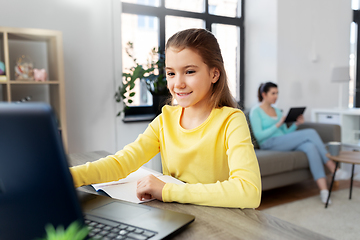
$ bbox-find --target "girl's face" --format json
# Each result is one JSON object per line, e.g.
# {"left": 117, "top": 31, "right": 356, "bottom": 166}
{"left": 262, "top": 87, "right": 278, "bottom": 104}
{"left": 165, "top": 47, "right": 219, "bottom": 110}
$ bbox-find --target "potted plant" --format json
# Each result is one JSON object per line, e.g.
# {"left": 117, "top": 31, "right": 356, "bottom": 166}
{"left": 143, "top": 47, "right": 168, "bottom": 96}
{"left": 115, "top": 42, "right": 169, "bottom": 116}
{"left": 144, "top": 47, "right": 170, "bottom": 115}
{"left": 36, "top": 221, "right": 91, "bottom": 240}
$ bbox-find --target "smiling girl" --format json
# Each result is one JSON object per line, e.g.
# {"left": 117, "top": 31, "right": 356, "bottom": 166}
{"left": 70, "top": 28, "right": 261, "bottom": 208}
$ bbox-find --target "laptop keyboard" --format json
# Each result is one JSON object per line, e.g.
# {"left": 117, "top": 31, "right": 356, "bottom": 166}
{"left": 85, "top": 215, "right": 158, "bottom": 240}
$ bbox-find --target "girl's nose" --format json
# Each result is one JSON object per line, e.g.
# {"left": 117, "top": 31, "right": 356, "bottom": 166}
{"left": 174, "top": 75, "right": 185, "bottom": 89}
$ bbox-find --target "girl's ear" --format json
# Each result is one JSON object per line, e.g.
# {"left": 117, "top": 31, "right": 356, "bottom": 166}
{"left": 211, "top": 68, "right": 220, "bottom": 83}
{"left": 261, "top": 91, "right": 267, "bottom": 100}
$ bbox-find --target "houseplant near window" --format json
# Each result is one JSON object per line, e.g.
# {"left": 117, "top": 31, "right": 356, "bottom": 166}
{"left": 115, "top": 42, "right": 169, "bottom": 116}
{"left": 144, "top": 46, "right": 170, "bottom": 115}
{"left": 144, "top": 47, "right": 168, "bottom": 96}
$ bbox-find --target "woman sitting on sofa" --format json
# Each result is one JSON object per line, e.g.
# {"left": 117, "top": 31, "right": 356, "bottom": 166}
{"left": 249, "top": 81, "right": 349, "bottom": 204}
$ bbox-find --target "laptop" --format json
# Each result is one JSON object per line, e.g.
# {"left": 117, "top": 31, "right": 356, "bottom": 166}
{"left": 0, "top": 102, "right": 194, "bottom": 240}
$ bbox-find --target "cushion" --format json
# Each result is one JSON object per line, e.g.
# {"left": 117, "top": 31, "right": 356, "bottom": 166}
{"left": 256, "top": 149, "right": 309, "bottom": 177}
{"left": 244, "top": 111, "right": 260, "bottom": 149}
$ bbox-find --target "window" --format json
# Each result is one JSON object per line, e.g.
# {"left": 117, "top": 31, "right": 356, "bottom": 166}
{"left": 165, "top": 16, "right": 205, "bottom": 41}
{"left": 208, "top": 0, "right": 241, "bottom": 18}
{"left": 121, "top": 0, "right": 245, "bottom": 119}
{"left": 121, "top": 13, "right": 159, "bottom": 106}
{"left": 212, "top": 24, "right": 240, "bottom": 101}
{"left": 122, "top": 0, "right": 160, "bottom": 7}
{"left": 165, "top": 0, "right": 204, "bottom": 13}
{"left": 352, "top": 0, "right": 360, "bottom": 107}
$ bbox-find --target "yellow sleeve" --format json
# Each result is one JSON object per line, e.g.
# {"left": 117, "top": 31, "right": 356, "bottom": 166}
{"left": 70, "top": 122, "right": 160, "bottom": 188}
{"left": 162, "top": 111, "right": 262, "bottom": 208}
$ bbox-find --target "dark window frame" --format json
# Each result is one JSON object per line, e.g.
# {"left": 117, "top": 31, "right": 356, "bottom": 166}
{"left": 353, "top": 9, "right": 360, "bottom": 107}
{"left": 122, "top": 0, "right": 245, "bottom": 121}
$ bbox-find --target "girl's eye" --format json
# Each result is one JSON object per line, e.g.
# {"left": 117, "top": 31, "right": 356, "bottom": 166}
{"left": 186, "top": 70, "right": 195, "bottom": 74}
{"left": 166, "top": 72, "right": 175, "bottom": 77}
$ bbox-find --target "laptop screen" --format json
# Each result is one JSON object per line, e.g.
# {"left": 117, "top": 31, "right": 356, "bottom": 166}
{"left": 0, "top": 103, "right": 83, "bottom": 240}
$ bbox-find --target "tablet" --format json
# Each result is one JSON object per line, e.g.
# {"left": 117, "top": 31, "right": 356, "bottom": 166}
{"left": 284, "top": 107, "right": 306, "bottom": 123}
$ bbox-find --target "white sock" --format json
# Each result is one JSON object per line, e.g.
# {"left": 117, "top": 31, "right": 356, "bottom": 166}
{"left": 320, "top": 190, "right": 331, "bottom": 204}
{"left": 354, "top": 173, "right": 360, "bottom": 181}
{"left": 334, "top": 169, "right": 350, "bottom": 180}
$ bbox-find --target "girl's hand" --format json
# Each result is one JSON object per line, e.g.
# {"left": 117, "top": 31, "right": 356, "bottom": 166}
{"left": 276, "top": 116, "right": 286, "bottom": 128}
{"left": 295, "top": 114, "right": 304, "bottom": 126}
{"left": 136, "top": 174, "right": 165, "bottom": 201}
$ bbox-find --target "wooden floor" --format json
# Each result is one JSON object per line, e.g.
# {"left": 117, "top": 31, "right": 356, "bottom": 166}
{"left": 257, "top": 175, "right": 360, "bottom": 210}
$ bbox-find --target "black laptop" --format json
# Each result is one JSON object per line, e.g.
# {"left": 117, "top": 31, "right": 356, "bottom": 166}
{"left": 0, "top": 102, "right": 194, "bottom": 240}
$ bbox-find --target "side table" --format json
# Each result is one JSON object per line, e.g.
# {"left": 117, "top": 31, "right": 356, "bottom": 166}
{"left": 325, "top": 151, "right": 360, "bottom": 208}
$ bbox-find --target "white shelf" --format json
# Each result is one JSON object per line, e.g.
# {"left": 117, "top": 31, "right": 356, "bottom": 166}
{"left": 0, "top": 26, "right": 68, "bottom": 152}
{"left": 312, "top": 108, "right": 360, "bottom": 148}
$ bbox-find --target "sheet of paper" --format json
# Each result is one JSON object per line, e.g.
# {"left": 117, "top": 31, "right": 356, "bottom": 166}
{"left": 100, "top": 181, "right": 151, "bottom": 204}
{"left": 92, "top": 167, "right": 160, "bottom": 191}
{"left": 91, "top": 166, "right": 184, "bottom": 203}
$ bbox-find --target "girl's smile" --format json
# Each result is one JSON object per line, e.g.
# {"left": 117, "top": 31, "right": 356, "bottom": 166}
{"left": 176, "top": 91, "right": 192, "bottom": 97}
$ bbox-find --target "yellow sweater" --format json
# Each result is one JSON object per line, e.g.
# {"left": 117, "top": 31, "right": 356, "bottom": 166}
{"left": 70, "top": 105, "right": 261, "bottom": 208}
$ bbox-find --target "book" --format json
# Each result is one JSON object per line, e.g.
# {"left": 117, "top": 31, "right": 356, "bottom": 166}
{"left": 91, "top": 166, "right": 184, "bottom": 203}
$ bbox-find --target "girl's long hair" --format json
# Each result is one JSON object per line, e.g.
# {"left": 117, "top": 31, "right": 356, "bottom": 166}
{"left": 165, "top": 28, "right": 238, "bottom": 109}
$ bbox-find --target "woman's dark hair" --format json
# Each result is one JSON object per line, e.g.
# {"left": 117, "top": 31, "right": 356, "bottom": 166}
{"left": 165, "top": 28, "right": 238, "bottom": 109}
{"left": 257, "top": 82, "right": 278, "bottom": 102}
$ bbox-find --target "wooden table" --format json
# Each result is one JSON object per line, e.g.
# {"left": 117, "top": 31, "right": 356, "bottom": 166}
{"left": 68, "top": 151, "right": 332, "bottom": 240}
{"left": 326, "top": 151, "right": 360, "bottom": 208}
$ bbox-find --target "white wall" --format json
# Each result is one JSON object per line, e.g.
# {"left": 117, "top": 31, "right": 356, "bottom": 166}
{"left": 245, "top": 0, "right": 278, "bottom": 108}
{"left": 245, "top": 0, "right": 352, "bottom": 121}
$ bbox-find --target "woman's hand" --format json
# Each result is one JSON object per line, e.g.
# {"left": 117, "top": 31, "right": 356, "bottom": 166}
{"left": 276, "top": 116, "right": 286, "bottom": 128}
{"left": 295, "top": 114, "right": 304, "bottom": 126}
{"left": 136, "top": 174, "right": 165, "bottom": 201}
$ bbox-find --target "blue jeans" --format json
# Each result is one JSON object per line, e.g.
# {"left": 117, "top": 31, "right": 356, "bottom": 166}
{"left": 260, "top": 129, "right": 329, "bottom": 180}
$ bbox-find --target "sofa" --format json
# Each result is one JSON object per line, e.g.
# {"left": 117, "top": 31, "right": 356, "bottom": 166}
{"left": 245, "top": 114, "right": 341, "bottom": 191}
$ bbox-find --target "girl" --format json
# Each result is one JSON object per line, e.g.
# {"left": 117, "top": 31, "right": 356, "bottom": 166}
{"left": 249, "top": 82, "right": 349, "bottom": 204}
{"left": 70, "top": 28, "right": 261, "bottom": 208}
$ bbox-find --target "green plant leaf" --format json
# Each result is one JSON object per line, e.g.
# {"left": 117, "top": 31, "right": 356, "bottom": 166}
{"left": 129, "top": 82, "right": 136, "bottom": 90}
{"left": 115, "top": 42, "right": 167, "bottom": 116}
{"left": 36, "top": 221, "right": 90, "bottom": 240}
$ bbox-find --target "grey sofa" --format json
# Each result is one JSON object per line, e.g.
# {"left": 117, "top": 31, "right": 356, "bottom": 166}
{"left": 246, "top": 115, "right": 341, "bottom": 191}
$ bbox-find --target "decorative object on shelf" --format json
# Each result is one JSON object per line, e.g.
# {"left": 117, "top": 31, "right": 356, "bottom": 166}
{"left": 115, "top": 42, "right": 168, "bottom": 116}
{"left": 0, "top": 61, "right": 6, "bottom": 81}
{"left": 330, "top": 66, "right": 350, "bottom": 109}
{"left": 0, "top": 61, "right": 5, "bottom": 75}
{"left": 34, "top": 68, "right": 47, "bottom": 82}
{"left": 14, "top": 55, "right": 34, "bottom": 80}
{"left": 17, "top": 95, "right": 31, "bottom": 103}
